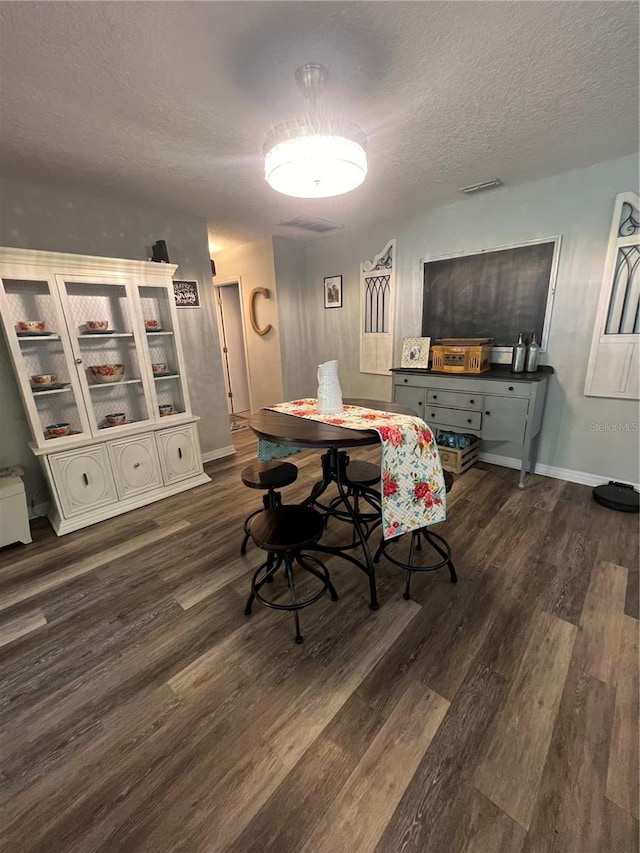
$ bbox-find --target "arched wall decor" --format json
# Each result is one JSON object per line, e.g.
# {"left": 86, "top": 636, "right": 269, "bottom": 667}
{"left": 584, "top": 192, "right": 640, "bottom": 399}
{"left": 360, "top": 239, "right": 397, "bottom": 374}
{"left": 249, "top": 287, "right": 272, "bottom": 336}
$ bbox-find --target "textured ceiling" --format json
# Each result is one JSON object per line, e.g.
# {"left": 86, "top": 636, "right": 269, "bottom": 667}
{"left": 1, "top": 2, "right": 638, "bottom": 250}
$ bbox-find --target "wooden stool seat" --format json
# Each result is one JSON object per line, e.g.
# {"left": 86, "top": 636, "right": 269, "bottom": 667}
{"left": 239, "top": 461, "right": 299, "bottom": 556}
{"left": 241, "top": 460, "right": 298, "bottom": 490}
{"left": 346, "top": 460, "right": 381, "bottom": 488}
{"left": 249, "top": 506, "right": 324, "bottom": 551}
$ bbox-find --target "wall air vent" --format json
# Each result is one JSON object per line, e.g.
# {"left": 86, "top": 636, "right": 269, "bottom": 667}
{"left": 278, "top": 215, "right": 344, "bottom": 234}
{"left": 460, "top": 178, "right": 504, "bottom": 194}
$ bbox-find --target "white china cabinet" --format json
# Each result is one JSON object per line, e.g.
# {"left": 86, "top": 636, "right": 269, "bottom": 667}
{"left": 0, "top": 248, "right": 210, "bottom": 534}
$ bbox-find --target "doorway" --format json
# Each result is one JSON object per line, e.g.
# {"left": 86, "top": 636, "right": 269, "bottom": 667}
{"left": 214, "top": 280, "right": 251, "bottom": 419}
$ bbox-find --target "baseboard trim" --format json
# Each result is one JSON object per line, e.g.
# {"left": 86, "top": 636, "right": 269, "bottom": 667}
{"left": 479, "top": 451, "right": 640, "bottom": 490}
{"left": 202, "top": 445, "right": 236, "bottom": 463}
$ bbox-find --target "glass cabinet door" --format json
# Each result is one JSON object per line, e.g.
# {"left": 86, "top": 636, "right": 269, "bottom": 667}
{"left": 136, "top": 283, "right": 189, "bottom": 421}
{"left": 56, "top": 275, "right": 154, "bottom": 435}
{"left": 0, "top": 276, "right": 92, "bottom": 445}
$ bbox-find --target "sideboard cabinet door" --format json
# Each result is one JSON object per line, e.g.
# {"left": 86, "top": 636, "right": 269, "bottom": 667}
{"left": 49, "top": 445, "right": 118, "bottom": 518}
{"left": 108, "top": 434, "right": 163, "bottom": 500}
{"left": 156, "top": 424, "right": 202, "bottom": 484}
{"left": 481, "top": 395, "right": 529, "bottom": 443}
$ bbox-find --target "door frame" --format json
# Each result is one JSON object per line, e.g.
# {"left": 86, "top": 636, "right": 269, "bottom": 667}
{"left": 213, "top": 276, "right": 253, "bottom": 415}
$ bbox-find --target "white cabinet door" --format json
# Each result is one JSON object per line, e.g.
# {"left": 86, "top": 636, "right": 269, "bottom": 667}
{"left": 108, "top": 434, "right": 163, "bottom": 499}
{"left": 49, "top": 445, "right": 118, "bottom": 518}
{"left": 156, "top": 424, "right": 201, "bottom": 484}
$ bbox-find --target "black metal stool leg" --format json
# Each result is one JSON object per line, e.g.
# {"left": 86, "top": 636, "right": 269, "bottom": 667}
{"left": 245, "top": 553, "right": 280, "bottom": 614}
{"left": 423, "top": 530, "right": 458, "bottom": 583}
{"left": 297, "top": 554, "right": 340, "bottom": 602}
{"left": 284, "top": 552, "right": 303, "bottom": 644}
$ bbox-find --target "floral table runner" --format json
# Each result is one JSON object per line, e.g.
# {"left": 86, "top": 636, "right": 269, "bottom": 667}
{"left": 260, "top": 399, "right": 446, "bottom": 539}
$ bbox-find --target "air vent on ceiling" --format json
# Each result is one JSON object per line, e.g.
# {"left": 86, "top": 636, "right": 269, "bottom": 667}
{"left": 460, "top": 178, "right": 504, "bottom": 195}
{"left": 278, "top": 215, "right": 344, "bottom": 234}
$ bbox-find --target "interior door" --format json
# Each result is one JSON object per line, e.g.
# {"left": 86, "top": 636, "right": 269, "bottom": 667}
{"left": 216, "top": 283, "right": 251, "bottom": 415}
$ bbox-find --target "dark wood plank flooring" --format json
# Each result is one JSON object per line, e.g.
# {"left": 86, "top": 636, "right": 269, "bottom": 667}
{"left": 0, "top": 428, "right": 637, "bottom": 852}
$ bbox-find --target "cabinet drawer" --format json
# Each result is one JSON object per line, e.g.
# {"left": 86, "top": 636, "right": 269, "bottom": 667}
{"left": 426, "top": 389, "right": 484, "bottom": 410}
{"left": 49, "top": 445, "right": 118, "bottom": 518}
{"left": 425, "top": 406, "right": 482, "bottom": 431}
{"left": 156, "top": 423, "right": 202, "bottom": 485}
{"left": 108, "top": 434, "right": 163, "bottom": 499}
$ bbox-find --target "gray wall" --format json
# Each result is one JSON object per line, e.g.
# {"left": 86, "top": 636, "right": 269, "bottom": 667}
{"left": 0, "top": 176, "right": 231, "bottom": 508}
{"left": 279, "top": 154, "right": 640, "bottom": 483}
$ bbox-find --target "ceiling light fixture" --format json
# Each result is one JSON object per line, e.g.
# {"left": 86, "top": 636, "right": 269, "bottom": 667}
{"left": 264, "top": 64, "right": 367, "bottom": 199}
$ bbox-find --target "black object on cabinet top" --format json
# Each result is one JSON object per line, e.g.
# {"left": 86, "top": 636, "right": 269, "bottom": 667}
{"left": 390, "top": 364, "right": 554, "bottom": 383}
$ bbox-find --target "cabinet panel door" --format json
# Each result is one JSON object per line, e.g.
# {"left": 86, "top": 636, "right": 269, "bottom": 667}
{"left": 156, "top": 424, "right": 201, "bottom": 484}
{"left": 108, "top": 434, "right": 162, "bottom": 499}
{"left": 49, "top": 445, "right": 118, "bottom": 518}
{"left": 393, "top": 384, "right": 425, "bottom": 417}
{"left": 482, "top": 396, "right": 529, "bottom": 443}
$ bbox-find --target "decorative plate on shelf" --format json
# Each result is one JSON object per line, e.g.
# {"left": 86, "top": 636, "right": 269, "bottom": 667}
{"left": 31, "top": 382, "right": 70, "bottom": 392}
{"left": 152, "top": 371, "right": 173, "bottom": 378}
{"left": 17, "top": 330, "right": 55, "bottom": 337}
{"left": 145, "top": 327, "right": 164, "bottom": 333}
{"left": 83, "top": 329, "right": 116, "bottom": 335}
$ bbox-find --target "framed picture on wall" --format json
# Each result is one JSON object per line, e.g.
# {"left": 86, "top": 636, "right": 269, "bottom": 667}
{"left": 173, "top": 280, "right": 201, "bottom": 308}
{"left": 323, "top": 275, "right": 342, "bottom": 309}
{"left": 401, "top": 336, "right": 431, "bottom": 368}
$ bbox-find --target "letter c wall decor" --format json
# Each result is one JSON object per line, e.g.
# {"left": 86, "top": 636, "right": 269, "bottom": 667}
{"left": 249, "top": 287, "right": 272, "bottom": 336}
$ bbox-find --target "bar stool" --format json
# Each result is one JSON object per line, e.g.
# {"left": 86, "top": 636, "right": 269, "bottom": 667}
{"left": 374, "top": 470, "right": 457, "bottom": 600}
{"left": 244, "top": 505, "right": 339, "bottom": 643}
{"left": 240, "top": 460, "right": 298, "bottom": 555}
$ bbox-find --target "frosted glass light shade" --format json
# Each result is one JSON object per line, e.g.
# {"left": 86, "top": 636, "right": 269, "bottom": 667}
{"left": 264, "top": 132, "right": 367, "bottom": 199}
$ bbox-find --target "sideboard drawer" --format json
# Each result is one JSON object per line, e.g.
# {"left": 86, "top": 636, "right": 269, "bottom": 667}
{"left": 425, "top": 406, "right": 482, "bottom": 431}
{"left": 426, "top": 389, "right": 484, "bottom": 410}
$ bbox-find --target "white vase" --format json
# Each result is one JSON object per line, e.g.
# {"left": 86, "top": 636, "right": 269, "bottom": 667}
{"left": 317, "top": 360, "right": 343, "bottom": 415}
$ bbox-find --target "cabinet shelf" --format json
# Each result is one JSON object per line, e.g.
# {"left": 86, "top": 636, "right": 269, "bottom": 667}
{"left": 146, "top": 331, "right": 173, "bottom": 336}
{"left": 31, "top": 386, "right": 72, "bottom": 396}
{"left": 18, "top": 334, "right": 61, "bottom": 342}
{"left": 154, "top": 373, "right": 180, "bottom": 380}
{"left": 88, "top": 379, "right": 142, "bottom": 389}
{"left": 79, "top": 332, "right": 133, "bottom": 339}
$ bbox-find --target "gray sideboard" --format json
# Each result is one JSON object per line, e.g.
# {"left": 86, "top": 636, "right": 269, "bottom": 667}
{"left": 391, "top": 365, "right": 553, "bottom": 488}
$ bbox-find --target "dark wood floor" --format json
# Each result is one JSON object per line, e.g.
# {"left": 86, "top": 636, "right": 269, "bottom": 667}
{"left": 0, "top": 429, "right": 638, "bottom": 852}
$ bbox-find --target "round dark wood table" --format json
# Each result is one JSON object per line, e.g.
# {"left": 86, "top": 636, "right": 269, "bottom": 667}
{"left": 249, "top": 398, "right": 417, "bottom": 609}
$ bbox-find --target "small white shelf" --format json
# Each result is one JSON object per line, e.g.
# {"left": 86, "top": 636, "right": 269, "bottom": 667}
{"left": 18, "top": 334, "right": 61, "bottom": 342}
{"left": 146, "top": 331, "right": 174, "bottom": 336}
{"left": 31, "top": 386, "right": 72, "bottom": 396}
{"left": 153, "top": 373, "right": 180, "bottom": 380}
{"left": 78, "top": 332, "right": 133, "bottom": 339}
{"left": 88, "top": 379, "right": 142, "bottom": 389}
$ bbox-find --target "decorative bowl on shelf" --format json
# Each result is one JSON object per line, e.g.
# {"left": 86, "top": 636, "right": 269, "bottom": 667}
{"left": 105, "top": 412, "right": 126, "bottom": 426}
{"left": 85, "top": 320, "right": 109, "bottom": 331}
{"left": 89, "top": 363, "right": 125, "bottom": 383}
{"left": 31, "top": 373, "right": 58, "bottom": 386}
{"left": 46, "top": 422, "right": 71, "bottom": 437}
{"left": 145, "top": 319, "right": 161, "bottom": 330}
{"left": 19, "top": 320, "right": 46, "bottom": 332}
{"left": 152, "top": 362, "right": 168, "bottom": 374}
{"left": 159, "top": 403, "right": 174, "bottom": 417}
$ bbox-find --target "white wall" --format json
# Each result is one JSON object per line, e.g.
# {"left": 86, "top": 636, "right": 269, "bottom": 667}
{"left": 284, "top": 155, "right": 640, "bottom": 483}
{"left": 0, "top": 176, "right": 232, "bottom": 509}
{"left": 214, "top": 239, "right": 283, "bottom": 411}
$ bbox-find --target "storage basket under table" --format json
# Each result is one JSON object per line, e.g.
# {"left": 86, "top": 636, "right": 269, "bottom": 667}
{"left": 437, "top": 435, "right": 480, "bottom": 474}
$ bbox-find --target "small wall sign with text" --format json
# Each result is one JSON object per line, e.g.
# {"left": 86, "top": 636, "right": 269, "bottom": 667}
{"left": 173, "top": 280, "right": 200, "bottom": 308}
{"left": 401, "top": 336, "right": 431, "bottom": 368}
{"left": 324, "top": 275, "right": 343, "bottom": 309}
